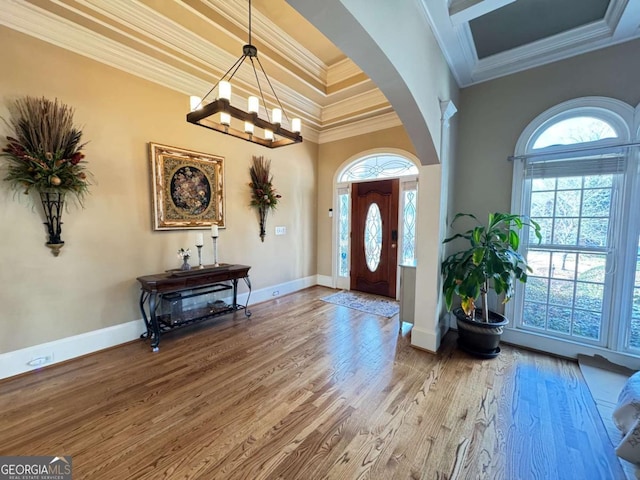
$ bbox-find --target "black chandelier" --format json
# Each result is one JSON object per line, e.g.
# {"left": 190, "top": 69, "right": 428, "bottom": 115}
{"left": 187, "top": 0, "right": 302, "bottom": 148}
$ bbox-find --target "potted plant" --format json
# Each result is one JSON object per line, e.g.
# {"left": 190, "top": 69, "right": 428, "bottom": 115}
{"left": 441, "top": 212, "right": 541, "bottom": 358}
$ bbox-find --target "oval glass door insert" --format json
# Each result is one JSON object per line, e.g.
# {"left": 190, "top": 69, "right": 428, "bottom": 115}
{"left": 364, "top": 203, "right": 382, "bottom": 272}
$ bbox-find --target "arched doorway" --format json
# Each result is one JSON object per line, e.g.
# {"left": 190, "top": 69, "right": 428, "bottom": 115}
{"left": 333, "top": 150, "right": 420, "bottom": 297}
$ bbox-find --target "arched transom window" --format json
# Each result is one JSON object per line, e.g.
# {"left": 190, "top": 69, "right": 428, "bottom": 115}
{"left": 339, "top": 155, "right": 418, "bottom": 182}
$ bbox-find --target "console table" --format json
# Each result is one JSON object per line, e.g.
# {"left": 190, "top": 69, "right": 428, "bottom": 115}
{"left": 137, "top": 264, "right": 251, "bottom": 351}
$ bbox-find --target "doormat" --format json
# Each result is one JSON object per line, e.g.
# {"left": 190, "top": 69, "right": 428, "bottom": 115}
{"left": 321, "top": 290, "right": 399, "bottom": 318}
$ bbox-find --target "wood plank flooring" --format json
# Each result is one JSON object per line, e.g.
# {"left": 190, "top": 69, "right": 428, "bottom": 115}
{"left": 0, "top": 286, "right": 624, "bottom": 479}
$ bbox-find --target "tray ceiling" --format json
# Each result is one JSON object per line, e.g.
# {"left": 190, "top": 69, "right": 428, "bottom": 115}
{"left": 0, "top": 0, "right": 400, "bottom": 144}
{"left": 420, "top": 0, "right": 640, "bottom": 87}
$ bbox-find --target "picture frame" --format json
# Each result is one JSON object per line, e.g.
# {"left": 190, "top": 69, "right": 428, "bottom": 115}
{"left": 149, "top": 143, "right": 225, "bottom": 230}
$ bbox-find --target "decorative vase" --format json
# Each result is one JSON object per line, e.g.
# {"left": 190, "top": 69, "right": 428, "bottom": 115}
{"left": 181, "top": 256, "right": 191, "bottom": 271}
{"left": 259, "top": 207, "right": 267, "bottom": 242}
{"left": 39, "top": 189, "right": 65, "bottom": 257}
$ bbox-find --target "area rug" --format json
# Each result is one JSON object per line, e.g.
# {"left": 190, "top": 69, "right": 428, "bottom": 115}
{"left": 321, "top": 290, "right": 399, "bottom": 318}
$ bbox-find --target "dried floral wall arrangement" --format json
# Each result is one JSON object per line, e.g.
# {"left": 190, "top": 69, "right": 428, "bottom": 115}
{"left": 249, "top": 155, "right": 281, "bottom": 242}
{"left": 1, "top": 96, "right": 91, "bottom": 256}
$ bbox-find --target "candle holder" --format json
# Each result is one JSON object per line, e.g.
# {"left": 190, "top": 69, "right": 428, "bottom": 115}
{"left": 196, "top": 244, "right": 204, "bottom": 269}
{"left": 211, "top": 235, "right": 219, "bottom": 267}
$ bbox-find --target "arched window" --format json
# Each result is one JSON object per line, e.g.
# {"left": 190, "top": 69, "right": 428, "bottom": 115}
{"left": 532, "top": 116, "right": 618, "bottom": 149}
{"left": 509, "top": 97, "right": 640, "bottom": 357}
{"left": 338, "top": 155, "right": 418, "bottom": 182}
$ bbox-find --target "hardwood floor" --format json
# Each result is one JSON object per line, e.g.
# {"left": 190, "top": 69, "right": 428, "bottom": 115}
{"left": 0, "top": 286, "right": 623, "bottom": 479}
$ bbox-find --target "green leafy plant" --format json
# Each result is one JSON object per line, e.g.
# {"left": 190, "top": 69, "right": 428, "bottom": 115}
{"left": 1, "top": 96, "right": 90, "bottom": 203}
{"left": 441, "top": 212, "right": 542, "bottom": 323}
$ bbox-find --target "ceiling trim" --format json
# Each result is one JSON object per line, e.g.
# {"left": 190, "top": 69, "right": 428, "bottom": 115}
{"left": 449, "top": 0, "right": 516, "bottom": 25}
{"left": 326, "top": 57, "right": 362, "bottom": 88}
{"left": 322, "top": 89, "right": 390, "bottom": 124}
{"left": 318, "top": 112, "right": 403, "bottom": 144}
{"left": 200, "top": 0, "right": 328, "bottom": 84}
{"left": 420, "top": 0, "right": 640, "bottom": 87}
{"left": 1, "top": 0, "right": 397, "bottom": 142}
{"left": 1, "top": 1, "right": 323, "bottom": 119}
{"left": 470, "top": 19, "right": 613, "bottom": 82}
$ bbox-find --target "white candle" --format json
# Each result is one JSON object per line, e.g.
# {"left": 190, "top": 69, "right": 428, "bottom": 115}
{"left": 248, "top": 96, "right": 259, "bottom": 113}
{"left": 218, "top": 81, "right": 231, "bottom": 101}
{"left": 272, "top": 108, "right": 282, "bottom": 124}
{"left": 195, "top": 233, "right": 204, "bottom": 246}
{"left": 211, "top": 224, "right": 219, "bottom": 237}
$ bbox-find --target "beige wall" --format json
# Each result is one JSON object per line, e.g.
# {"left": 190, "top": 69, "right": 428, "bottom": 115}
{"left": 0, "top": 27, "right": 318, "bottom": 353}
{"left": 457, "top": 38, "right": 640, "bottom": 222}
{"left": 316, "top": 126, "right": 416, "bottom": 277}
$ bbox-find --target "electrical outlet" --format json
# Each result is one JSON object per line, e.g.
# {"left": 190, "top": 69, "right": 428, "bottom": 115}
{"left": 27, "top": 353, "right": 54, "bottom": 367}
{"left": 272, "top": 290, "right": 280, "bottom": 296}
{"left": 275, "top": 226, "right": 286, "bottom": 235}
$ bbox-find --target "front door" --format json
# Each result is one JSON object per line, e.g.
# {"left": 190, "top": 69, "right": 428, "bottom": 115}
{"left": 350, "top": 179, "right": 399, "bottom": 298}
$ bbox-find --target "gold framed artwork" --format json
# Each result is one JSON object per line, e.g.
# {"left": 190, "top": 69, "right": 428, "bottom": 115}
{"left": 149, "top": 143, "right": 225, "bottom": 230}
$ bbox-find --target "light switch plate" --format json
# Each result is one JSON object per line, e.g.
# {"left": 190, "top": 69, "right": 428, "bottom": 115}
{"left": 275, "top": 226, "right": 286, "bottom": 235}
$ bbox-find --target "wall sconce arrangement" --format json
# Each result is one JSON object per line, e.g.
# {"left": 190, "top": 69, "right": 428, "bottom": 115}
{"left": 249, "top": 156, "right": 281, "bottom": 242}
{"left": 1, "top": 96, "right": 91, "bottom": 256}
{"left": 187, "top": 0, "right": 302, "bottom": 148}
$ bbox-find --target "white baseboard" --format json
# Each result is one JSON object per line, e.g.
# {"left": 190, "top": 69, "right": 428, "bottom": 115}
{"left": 0, "top": 275, "right": 319, "bottom": 380}
{"left": 233, "top": 275, "right": 318, "bottom": 306}
{"left": 410, "top": 325, "right": 440, "bottom": 353}
{"left": 316, "top": 275, "right": 333, "bottom": 288}
{"left": 0, "top": 319, "right": 145, "bottom": 380}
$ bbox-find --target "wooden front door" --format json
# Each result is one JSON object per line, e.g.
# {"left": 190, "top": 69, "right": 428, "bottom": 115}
{"left": 350, "top": 179, "right": 399, "bottom": 298}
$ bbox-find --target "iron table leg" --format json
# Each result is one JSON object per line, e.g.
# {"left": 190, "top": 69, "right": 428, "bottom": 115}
{"left": 149, "top": 292, "right": 161, "bottom": 352}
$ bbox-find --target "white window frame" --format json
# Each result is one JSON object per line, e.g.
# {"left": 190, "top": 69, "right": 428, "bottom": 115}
{"left": 506, "top": 97, "right": 640, "bottom": 363}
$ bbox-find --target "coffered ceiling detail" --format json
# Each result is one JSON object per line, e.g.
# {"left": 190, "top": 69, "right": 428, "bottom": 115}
{"left": 420, "top": 0, "right": 640, "bottom": 87}
{"left": 0, "top": 0, "right": 398, "bottom": 144}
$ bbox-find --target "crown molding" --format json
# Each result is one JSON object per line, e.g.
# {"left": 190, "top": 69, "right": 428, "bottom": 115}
{"left": 0, "top": 1, "right": 206, "bottom": 95}
{"left": 449, "top": 0, "right": 515, "bottom": 26}
{"left": 322, "top": 88, "right": 390, "bottom": 124}
{"left": 201, "top": 0, "right": 328, "bottom": 85}
{"left": 318, "top": 112, "right": 402, "bottom": 144}
{"left": 470, "top": 20, "right": 625, "bottom": 84}
{"left": 1, "top": 0, "right": 394, "bottom": 141}
{"left": 420, "top": 0, "right": 640, "bottom": 87}
{"left": 1, "top": 0, "right": 323, "bottom": 122}
{"left": 326, "top": 57, "right": 363, "bottom": 87}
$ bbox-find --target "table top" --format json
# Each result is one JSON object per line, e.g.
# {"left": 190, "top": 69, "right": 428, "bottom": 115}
{"left": 137, "top": 264, "right": 251, "bottom": 294}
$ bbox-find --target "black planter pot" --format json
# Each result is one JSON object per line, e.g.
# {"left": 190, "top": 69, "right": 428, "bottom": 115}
{"left": 453, "top": 307, "right": 509, "bottom": 359}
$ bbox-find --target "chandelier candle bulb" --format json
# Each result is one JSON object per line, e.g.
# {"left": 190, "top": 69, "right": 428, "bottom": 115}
{"left": 218, "top": 81, "right": 231, "bottom": 101}
{"left": 272, "top": 108, "right": 282, "bottom": 124}
{"left": 220, "top": 112, "right": 231, "bottom": 126}
{"left": 291, "top": 118, "right": 301, "bottom": 133}
{"left": 211, "top": 224, "right": 219, "bottom": 238}
{"left": 264, "top": 129, "right": 274, "bottom": 141}
{"left": 190, "top": 96, "right": 202, "bottom": 112}
{"left": 248, "top": 96, "right": 259, "bottom": 113}
{"left": 195, "top": 233, "right": 204, "bottom": 247}
{"left": 245, "top": 121, "right": 254, "bottom": 134}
